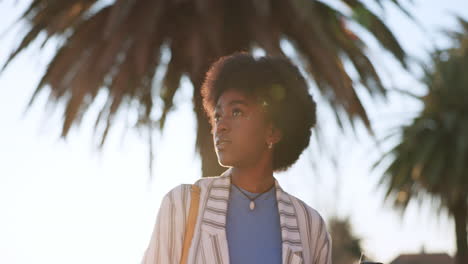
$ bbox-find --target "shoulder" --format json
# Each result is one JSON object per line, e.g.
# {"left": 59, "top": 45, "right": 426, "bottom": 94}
{"left": 293, "top": 195, "right": 325, "bottom": 224}
{"left": 162, "top": 183, "right": 192, "bottom": 202}
{"left": 286, "top": 192, "right": 330, "bottom": 240}
{"left": 194, "top": 175, "right": 224, "bottom": 188}
{"left": 282, "top": 191, "right": 326, "bottom": 223}
{"left": 282, "top": 192, "right": 332, "bottom": 264}
{"left": 162, "top": 175, "right": 228, "bottom": 203}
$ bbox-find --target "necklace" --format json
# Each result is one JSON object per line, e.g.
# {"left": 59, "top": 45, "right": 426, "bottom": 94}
{"left": 232, "top": 183, "right": 275, "bottom": 211}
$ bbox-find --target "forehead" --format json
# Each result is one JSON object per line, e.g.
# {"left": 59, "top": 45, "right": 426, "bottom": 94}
{"left": 215, "top": 89, "right": 256, "bottom": 110}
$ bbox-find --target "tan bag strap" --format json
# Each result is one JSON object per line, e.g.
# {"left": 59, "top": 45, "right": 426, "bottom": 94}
{"left": 180, "top": 184, "right": 201, "bottom": 264}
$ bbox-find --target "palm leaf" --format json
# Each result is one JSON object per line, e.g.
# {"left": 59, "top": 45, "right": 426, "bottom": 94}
{"left": 2, "top": 0, "right": 412, "bottom": 177}
{"left": 343, "top": 0, "right": 407, "bottom": 67}
{"left": 375, "top": 18, "right": 468, "bottom": 216}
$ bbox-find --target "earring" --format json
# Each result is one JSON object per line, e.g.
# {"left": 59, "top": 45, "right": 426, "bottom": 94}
{"left": 268, "top": 142, "right": 273, "bottom": 149}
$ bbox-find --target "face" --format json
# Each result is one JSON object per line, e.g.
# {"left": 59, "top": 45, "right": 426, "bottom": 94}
{"left": 212, "top": 89, "right": 279, "bottom": 168}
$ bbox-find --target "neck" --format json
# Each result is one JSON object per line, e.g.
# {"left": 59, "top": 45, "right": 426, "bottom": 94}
{"left": 229, "top": 162, "right": 275, "bottom": 194}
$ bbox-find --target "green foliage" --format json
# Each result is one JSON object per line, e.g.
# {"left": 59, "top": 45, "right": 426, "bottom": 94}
{"left": 376, "top": 17, "right": 468, "bottom": 210}
{"left": 2, "top": 0, "right": 410, "bottom": 176}
{"left": 374, "top": 17, "right": 468, "bottom": 264}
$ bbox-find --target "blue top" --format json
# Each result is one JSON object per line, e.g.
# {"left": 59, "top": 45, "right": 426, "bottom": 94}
{"left": 226, "top": 184, "right": 282, "bottom": 264}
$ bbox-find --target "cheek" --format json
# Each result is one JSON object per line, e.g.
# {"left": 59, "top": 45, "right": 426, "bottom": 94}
{"left": 234, "top": 121, "right": 268, "bottom": 149}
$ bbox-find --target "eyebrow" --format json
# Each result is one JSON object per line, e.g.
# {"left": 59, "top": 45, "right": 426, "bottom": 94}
{"left": 214, "top": 100, "right": 249, "bottom": 111}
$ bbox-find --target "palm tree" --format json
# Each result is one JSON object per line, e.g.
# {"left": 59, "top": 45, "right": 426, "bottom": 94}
{"left": 329, "top": 217, "right": 363, "bottom": 264}
{"left": 2, "top": 0, "right": 409, "bottom": 177}
{"left": 374, "top": 18, "right": 468, "bottom": 264}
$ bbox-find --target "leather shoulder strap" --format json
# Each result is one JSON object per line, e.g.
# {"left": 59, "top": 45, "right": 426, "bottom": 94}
{"left": 180, "top": 184, "right": 201, "bottom": 264}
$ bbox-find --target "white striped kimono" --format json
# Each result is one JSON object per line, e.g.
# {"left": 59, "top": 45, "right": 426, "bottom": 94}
{"left": 142, "top": 169, "right": 332, "bottom": 264}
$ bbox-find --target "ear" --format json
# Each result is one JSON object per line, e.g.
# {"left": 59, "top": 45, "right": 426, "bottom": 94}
{"left": 266, "top": 123, "right": 282, "bottom": 145}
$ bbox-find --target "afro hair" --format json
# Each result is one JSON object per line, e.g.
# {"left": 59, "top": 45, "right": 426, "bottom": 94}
{"left": 201, "top": 52, "right": 316, "bottom": 171}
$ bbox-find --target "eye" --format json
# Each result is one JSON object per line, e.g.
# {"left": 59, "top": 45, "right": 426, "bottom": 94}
{"left": 232, "top": 108, "right": 243, "bottom": 117}
{"left": 214, "top": 112, "right": 221, "bottom": 122}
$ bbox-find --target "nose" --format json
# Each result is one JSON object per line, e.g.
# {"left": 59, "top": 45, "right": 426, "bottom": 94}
{"left": 213, "top": 116, "right": 230, "bottom": 135}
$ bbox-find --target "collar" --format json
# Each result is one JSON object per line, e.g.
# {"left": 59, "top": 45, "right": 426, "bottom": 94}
{"left": 200, "top": 168, "right": 303, "bottom": 253}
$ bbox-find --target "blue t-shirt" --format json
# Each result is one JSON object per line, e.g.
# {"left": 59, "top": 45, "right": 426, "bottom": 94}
{"left": 226, "top": 184, "right": 282, "bottom": 264}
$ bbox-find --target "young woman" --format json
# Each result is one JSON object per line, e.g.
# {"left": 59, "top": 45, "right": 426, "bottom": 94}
{"left": 142, "top": 53, "right": 331, "bottom": 264}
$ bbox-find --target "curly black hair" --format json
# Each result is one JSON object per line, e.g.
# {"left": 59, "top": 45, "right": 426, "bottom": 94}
{"left": 201, "top": 53, "right": 316, "bottom": 171}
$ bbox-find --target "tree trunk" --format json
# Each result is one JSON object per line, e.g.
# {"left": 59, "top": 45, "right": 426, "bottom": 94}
{"left": 192, "top": 73, "right": 226, "bottom": 178}
{"left": 196, "top": 108, "right": 226, "bottom": 177}
{"left": 453, "top": 197, "right": 468, "bottom": 264}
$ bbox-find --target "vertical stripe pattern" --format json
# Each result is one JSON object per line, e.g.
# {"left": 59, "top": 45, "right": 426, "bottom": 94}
{"left": 141, "top": 169, "right": 331, "bottom": 264}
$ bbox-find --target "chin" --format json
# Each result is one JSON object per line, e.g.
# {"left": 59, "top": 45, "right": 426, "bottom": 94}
{"left": 217, "top": 157, "right": 233, "bottom": 168}
{"left": 216, "top": 153, "right": 236, "bottom": 168}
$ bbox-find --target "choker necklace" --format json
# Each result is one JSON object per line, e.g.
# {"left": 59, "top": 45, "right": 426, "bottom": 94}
{"left": 232, "top": 183, "right": 275, "bottom": 211}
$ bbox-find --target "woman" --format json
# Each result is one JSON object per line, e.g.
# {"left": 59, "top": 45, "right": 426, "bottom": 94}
{"left": 142, "top": 53, "right": 331, "bottom": 264}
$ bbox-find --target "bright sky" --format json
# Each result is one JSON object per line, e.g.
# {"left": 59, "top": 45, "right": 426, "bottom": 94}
{"left": 0, "top": 0, "right": 467, "bottom": 263}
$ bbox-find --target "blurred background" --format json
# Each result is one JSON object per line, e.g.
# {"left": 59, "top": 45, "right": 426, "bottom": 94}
{"left": 0, "top": 0, "right": 467, "bottom": 263}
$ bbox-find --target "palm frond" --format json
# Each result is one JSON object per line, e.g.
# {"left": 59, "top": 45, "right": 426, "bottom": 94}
{"left": 375, "top": 18, "right": 468, "bottom": 215}
{"left": 2, "top": 0, "right": 98, "bottom": 71}
{"left": 281, "top": 0, "right": 375, "bottom": 131}
{"left": 2, "top": 0, "right": 413, "bottom": 177}
{"left": 342, "top": 0, "right": 407, "bottom": 67}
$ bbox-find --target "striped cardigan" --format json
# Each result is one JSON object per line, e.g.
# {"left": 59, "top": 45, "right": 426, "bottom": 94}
{"left": 142, "top": 169, "right": 332, "bottom": 264}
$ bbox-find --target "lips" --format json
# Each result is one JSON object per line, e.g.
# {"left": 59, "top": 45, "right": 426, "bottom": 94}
{"left": 215, "top": 138, "right": 231, "bottom": 150}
